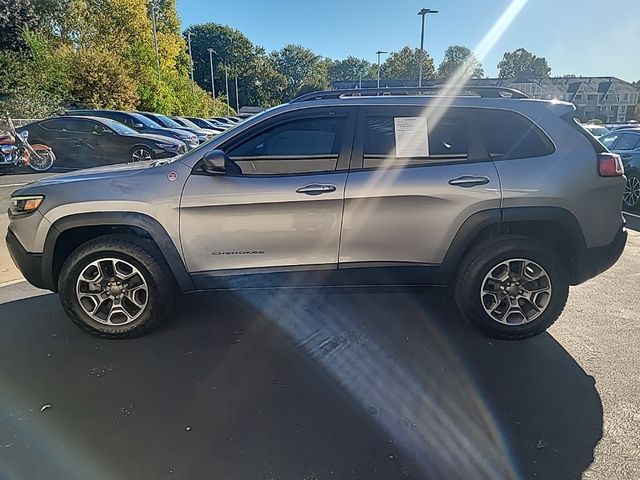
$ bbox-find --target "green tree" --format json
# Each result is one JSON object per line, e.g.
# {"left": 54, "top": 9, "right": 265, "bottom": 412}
{"left": 185, "top": 23, "right": 284, "bottom": 107}
{"left": 270, "top": 44, "right": 329, "bottom": 100}
{"left": 497, "top": 48, "right": 551, "bottom": 79}
{"left": 328, "top": 56, "right": 377, "bottom": 82}
{"left": 0, "top": 0, "right": 39, "bottom": 51}
{"left": 380, "top": 46, "right": 434, "bottom": 83}
{"left": 436, "top": 45, "right": 484, "bottom": 80}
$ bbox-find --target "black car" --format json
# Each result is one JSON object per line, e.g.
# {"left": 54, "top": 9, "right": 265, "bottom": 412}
{"left": 69, "top": 109, "right": 199, "bottom": 150}
{"left": 172, "top": 116, "right": 224, "bottom": 135}
{"left": 137, "top": 112, "right": 216, "bottom": 143}
{"left": 601, "top": 128, "right": 640, "bottom": 211}
{"left": 17, "top": 116, "right": 187, "bottom": 168}
{"left": 183, "top": 116, "right": 227, "bottom": 130}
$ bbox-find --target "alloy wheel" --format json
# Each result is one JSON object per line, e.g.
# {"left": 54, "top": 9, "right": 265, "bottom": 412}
{"left": 76, "top": 258, "right": 149, "bottom": 326}
{"left": 480, "top": 258, "right": 552, "bottom": 325}
{"left": 131, "top": 148, "right": 152, "bottom": 162}
{"left": 624, "top": 175, "right": 640, "bottom": 208}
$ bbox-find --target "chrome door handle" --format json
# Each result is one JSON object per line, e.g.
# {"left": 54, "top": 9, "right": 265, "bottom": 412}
{"left": 296, "top": 184, "right": 337, "bottom": 195}
{"left": 448, "top": 176, "right": 491, "bottom": 188}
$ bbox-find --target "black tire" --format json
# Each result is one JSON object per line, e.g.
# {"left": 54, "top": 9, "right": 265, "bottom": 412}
{"left": 623, "top": 172, "right": 640, "bottom": 212}
{"left": 130, "top": 146, "right": 153, "bottom": 162}
{"left": 454, "top": 236, "right": 569, "bottom": 340}
{"left": 58, "top": 235, "right": 176, "bottom": 339}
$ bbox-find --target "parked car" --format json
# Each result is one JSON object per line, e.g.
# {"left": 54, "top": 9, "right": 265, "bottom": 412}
{"left": 172, "top": 116, "right": 225, "bottom": 135}
{"left": 583, "top": 124, "right": 609, "bottom": 139}
{"left": 185, "top": 117, "right": 230, "bottom": 131}
{"left": 7, "top": 87, "right": 626, "bottom": 340}
{"left": 600, "top": 128, "right": 640, "bottom": 210}
{"left": 16, "top": 116, "right": 187, "bottom": 168}
{"left": 70, "top": 110, "right": 199, "bottom": 150}
{"left": 137, "top": 112, "right": 216, "bottom": 144}
{"left": 210, "top": 117, "right": 238, "bottom": 128}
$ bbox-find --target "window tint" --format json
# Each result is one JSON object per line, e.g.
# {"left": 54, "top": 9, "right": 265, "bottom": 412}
{"left": 41, "top": 118, "right": 93, "bottom": 132}
{"left": 363, "top": 113, "right": 469, "bottom": 168}
{"left": 474, "top": 110, "right": 553, "bottom": 159}
{"left": 225, "top": 116, "right": 345, "bottom": 175}
{"left": 615, "top": 133, "right": 640, "bottom": 150}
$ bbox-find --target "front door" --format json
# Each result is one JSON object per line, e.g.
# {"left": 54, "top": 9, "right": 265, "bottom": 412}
{"left": 179, "top": 107, "right": 355, "bottom": 284}
{"left": 339, "top": 105, "right": 501, "bottom": 268}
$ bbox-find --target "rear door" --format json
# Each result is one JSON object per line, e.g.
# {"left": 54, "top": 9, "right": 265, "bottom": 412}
{"left": 38, "top": 118, "right": 82, "bottom": 166}
{"left": 339, "top": 105, "right": 501, "bottom": 268}
{"left": 179, "top": 107, "right": 355, "bottom": 282}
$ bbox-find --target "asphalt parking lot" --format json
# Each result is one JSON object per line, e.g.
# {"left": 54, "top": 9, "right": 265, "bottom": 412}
{"left": 1, "top": 171, "right": 639, "bottom": 479}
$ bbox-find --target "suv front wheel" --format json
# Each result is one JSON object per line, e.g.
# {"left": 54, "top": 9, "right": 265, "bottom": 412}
{"left": 58, "top": 235, "right": 176, "bottom": 339}
{"left": 454, "top": 237, "right": 569, "bottom": 340}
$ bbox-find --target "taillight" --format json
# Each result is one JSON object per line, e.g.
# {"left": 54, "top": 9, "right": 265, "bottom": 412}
{"left": 598, "top": 153, "right": 624, "bottom": 177}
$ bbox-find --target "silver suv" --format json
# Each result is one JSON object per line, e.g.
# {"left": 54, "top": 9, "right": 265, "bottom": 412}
{"left": 6, "top": 87, "right": 627, "bottom": 340}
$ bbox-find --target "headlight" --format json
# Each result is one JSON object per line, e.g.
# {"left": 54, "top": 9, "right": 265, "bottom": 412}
{"left": 10, "top": 195, "right": 44, "bottom": 216}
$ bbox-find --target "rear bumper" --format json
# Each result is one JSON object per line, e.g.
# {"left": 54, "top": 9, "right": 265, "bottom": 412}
{"left": 573, "top": 226, "right": 627, "bottom": 285}
{"left": 5, "top": 228, "right": 48, "bottom": 290}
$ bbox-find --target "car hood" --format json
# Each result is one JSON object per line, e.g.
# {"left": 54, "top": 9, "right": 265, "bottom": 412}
{"left": 22, "top": 159, "right": 174, "bottom": 188}
{"left": 124, "top": 132, "right": 183, "bottom": 145}
{"left": 154, "top": 127, "right": 195, "bottom": 139}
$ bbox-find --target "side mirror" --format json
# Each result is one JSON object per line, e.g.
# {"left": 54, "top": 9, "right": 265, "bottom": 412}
{"left": 202, "top": 149, "right": 227, "bottom": 173}
{"left": 134, "top": 123, "right": 144, "bottom": 128}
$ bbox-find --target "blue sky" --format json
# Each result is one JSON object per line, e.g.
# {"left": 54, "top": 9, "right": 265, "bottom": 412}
{"left": 177, "top": 0, "right": 640, "bottom": 82}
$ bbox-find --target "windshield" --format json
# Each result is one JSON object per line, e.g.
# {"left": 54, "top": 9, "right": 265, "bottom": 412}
{"left": 99, "top": 118, "right": 138, "bottom": 135}
{"left": 176, "top": 117, "right": 200, "bottom": 128}
{"left": 156, "top": 114, "right": 183, "bottom": 128}
{"left": 130, "top": 112, "right": 162, "bottom": 129}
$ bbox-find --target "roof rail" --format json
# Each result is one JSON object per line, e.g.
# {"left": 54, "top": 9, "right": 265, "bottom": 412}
{"left": 291, "top": 85, "right": 529, "bottom": 103}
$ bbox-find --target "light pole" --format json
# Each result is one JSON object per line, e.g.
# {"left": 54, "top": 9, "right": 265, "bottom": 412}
{"left": 225, "top": 66, "right": 230, "bottom": 115}
{"left": 187, "top": 31, "right": 195, "bottom": 94}
{"left": 235, "top": 75, "right": 240, "bottom": 113}
{"left": 417, "top": 8, "right": 438, "bottom": 87}
{"left": 207, "top": 48, "right": 216, "bottom": 98}
{"left": 149, "top": 0, "right": 160, "bottom": 82}
{"left": 376, "top": 50, "right": 387, "bottom": 88}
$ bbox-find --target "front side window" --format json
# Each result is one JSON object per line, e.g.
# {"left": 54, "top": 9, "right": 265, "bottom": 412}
{"left": 225, "top": 115, "right": 345, "bottom": 175}
{"left": 362, "top": 112, "right": 469, "bottom": 169}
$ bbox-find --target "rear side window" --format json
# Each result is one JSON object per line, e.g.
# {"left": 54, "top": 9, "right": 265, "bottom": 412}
{"left": 563, "top": 114, "right": 607, "bottom": 154}
{"left": 474, "top": 110, "right": 554, "bottom": 160}
{"left": 363, "top": 112, "right": 469, "bottom": 168}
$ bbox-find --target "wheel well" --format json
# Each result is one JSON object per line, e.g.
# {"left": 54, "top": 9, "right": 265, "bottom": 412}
{"left": 457, "top": 220, "right": 580, "bottom": 283}
{"left": 51, "top": 225, "right": 158, "bottom": 289}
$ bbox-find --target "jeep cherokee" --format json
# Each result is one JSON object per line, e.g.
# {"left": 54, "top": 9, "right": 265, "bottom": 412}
{"left": 6, "top": 86, "right": 627, "bottom": 339}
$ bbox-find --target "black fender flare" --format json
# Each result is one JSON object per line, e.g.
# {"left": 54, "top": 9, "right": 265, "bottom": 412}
{"left": 42, "top": 212, "right": 194, "bottom": 292}
{"left": 439, "top": 206, "right": 588, "bottom": 283}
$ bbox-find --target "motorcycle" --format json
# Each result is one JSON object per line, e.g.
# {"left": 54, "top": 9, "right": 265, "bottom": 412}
{"left": 0, "top": 115, "right": 55, "bottom": 172}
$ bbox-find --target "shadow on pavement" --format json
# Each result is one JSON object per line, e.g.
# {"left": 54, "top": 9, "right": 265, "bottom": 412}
{"left": 0, "top": 287, "right": 602, "bottom": 479}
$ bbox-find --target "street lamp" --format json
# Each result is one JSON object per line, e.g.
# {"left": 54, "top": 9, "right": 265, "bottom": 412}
{"left": 149, "top": 0, "right": 160, "bottom": 81}
{"left": 376, "top": 50, "right": 388, "bottom": 88}
{"left": 417, "top": 8, "right": 438, "bottom": 87}
{"left": 187, "top": 31, "right": 195, "bottom": 94}
{"left": 207, "top": 48, "right": 216, "bottom": 98}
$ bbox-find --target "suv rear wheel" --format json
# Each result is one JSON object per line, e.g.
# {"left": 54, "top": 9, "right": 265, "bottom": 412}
{"left": 58, "top": 235, "right": 176, "bottom": 339}
{"left": 454, "top": 237, "right": 569, "bottom": 340}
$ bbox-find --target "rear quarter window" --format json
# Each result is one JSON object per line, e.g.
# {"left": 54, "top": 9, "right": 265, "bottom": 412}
{"left": 473, "top": 109, "right": 555, "bottom": 160}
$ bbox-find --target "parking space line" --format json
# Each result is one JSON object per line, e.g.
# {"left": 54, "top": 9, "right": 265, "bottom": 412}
{"left": 0, "top": 183, "right": 28, "bottom": 188}
{"left": 624, "top": 211, "right": 640, "bottom": 219}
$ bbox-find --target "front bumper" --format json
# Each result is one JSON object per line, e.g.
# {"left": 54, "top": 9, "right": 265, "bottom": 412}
{"left": 574, "top": 226, "right": 627, "bottom": 285}
{"left": 5, "top": 228, "right": 47, "bottom": 290}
